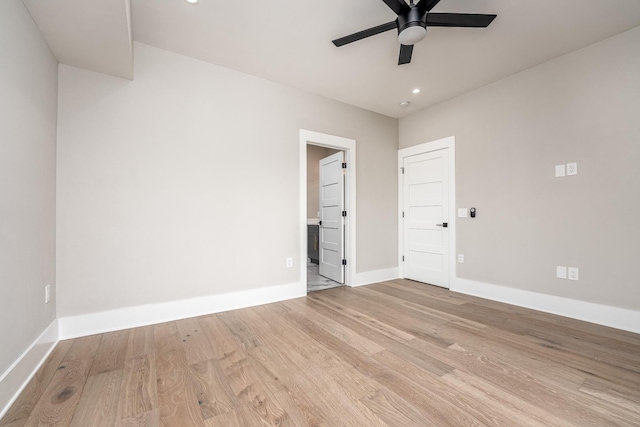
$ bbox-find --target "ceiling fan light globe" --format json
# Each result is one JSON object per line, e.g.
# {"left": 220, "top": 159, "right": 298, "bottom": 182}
{"left": 398, "top": 26, "right": 426, "bottom": 45}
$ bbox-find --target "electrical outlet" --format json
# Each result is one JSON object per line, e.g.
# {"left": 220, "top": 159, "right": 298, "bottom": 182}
{"left": 458, "top": 254, "right": 464, "bottom": 263}
{"left": 568, "top": 267, "right": 579, "bottom": 281}
{"left": 566, "top": 162, "right": 578, "bottom": 176}
{"left": 45, "top": 284, "right": 51, "bottom": 303}
{"left": 286, "top": 257, "right": 293, "bottom": 268}
{"left": 556, "top": 266, "right": 567, "bottom": 279}
{"left": 555, "top": 165, "right": 566, "bottom": 177}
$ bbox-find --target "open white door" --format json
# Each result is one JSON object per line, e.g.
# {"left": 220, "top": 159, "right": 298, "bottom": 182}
{"left": 402, "top": 148, "right": 450, "bottom": 288}
{"left": 319, "top": 151, "right": 345, "bottom": 283}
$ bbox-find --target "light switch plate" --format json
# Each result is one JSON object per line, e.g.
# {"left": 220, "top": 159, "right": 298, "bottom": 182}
{"left": 458, "top": 208, "right": 468, "bottom": 218}
{"left": 555, "top": 165, "right": 566, "bottom": 177}
{"left": 556, "top": 266, "right": 567, "bottom": 279}
{"left": 458, "top": 254, "right": 464, "bottom": 263}
{"left": 566, "top": 162, "right": 578, "bottom": 176}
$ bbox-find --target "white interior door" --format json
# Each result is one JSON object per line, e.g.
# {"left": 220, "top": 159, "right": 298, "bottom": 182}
{"left": 403, "top": 149, "right": 450, "bottom": 288}
{"left": 319, "top": 151, "right": 344, "bottom": 283}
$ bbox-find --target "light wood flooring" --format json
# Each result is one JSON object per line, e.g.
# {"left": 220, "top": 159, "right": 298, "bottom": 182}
{"left": 2, "top": 279, "right": 640, "bottom": 426}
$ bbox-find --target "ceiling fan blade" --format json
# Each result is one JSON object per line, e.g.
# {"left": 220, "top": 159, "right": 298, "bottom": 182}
{"left": 427, "top": 13, "right": 497, "bottom": 28}
{"left": 398, "top": 44, "right": 413, "bottom": 65}
{"left": 381, "top": 0, "right": 410, "bottom": 16}
{"left": 332, "top": 21, "right": 397, "bottom": 47}
{"left": 417, "top": 0, "right": 442, "bottom": 14}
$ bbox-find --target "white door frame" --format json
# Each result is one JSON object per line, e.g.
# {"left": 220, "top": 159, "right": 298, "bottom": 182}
{"left": 398, "top": 136, "right": 456, "bottom": 285}
{"left": 299, "top": 130, "right": 356, "bottom": 292}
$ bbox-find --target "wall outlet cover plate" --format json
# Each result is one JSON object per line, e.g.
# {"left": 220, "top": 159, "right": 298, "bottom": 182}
{"left": 568, "top": 267, "right": 579, "bottom": 280}
{"left": 555, "top": 165, "right": 566, "bottom": 177}
{"left": 458, "top": 208, "right": 468, "bottom": 218}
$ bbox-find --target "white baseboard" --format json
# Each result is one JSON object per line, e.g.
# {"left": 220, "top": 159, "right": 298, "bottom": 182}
{"left": 452, "top": 277, "right": 640, "bottom": 334}
{"left": 353, "top": 267, "right": 399, "bottom": 287}
{"left": 58, "top": 281, "right": 305, "bottom": 340}
{"left": 0, "top": 320, "right": 59, "bottom": 420}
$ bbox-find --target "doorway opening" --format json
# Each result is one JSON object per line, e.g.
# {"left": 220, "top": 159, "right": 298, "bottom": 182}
{"left": 307, "top": 145, "right": 343, "bottom": 292}
{"left": 299, "top": 130, "right": 357, "bottom": 294}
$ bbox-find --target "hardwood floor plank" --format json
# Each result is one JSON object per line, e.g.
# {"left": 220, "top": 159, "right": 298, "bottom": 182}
{"left": 156, "top": 350, "right": 205, "bottom": 427}
{"left": 435, "top": 322, "right": 588, "bottom": 390}
{"left": 400, "top": 299, "right": 489, "bottom": 331}
{"left": 189, "top": 358, "right": 238, "bottom": 420}
{"left": 175, "top": 317, "right": 216, "bottom": 366}
{"left": 579, "top": 376, "right": 640, "bottom": 413}
{"left": 216, "top": 311, "right": 263, "bottom": 351}
{"left": 203, "top": 404, "right": 271, "bottom": 427}
{"left": 114, "top": 409, "right": 159, "bottom": 427}
{"left": 325, "top": 288, "right": 460, "bottom": 353}
{"left": 89, "top": 330, "right": 129, "bottom": 377}
{"left": 360, "top": 388, "right": 436, "bottom": 427}
{"left": 217, "top": 349, "right": 295, "bottom": 426}
{"left": 371, "top": 349, "right": 527, "bottom": 427}
{"left": 124, "top": 326, "right": 155, "bottom": 360}
{"left": 441, "top": 369, "right": 570, "bottom": 427}
{"left": 282, "top": 298, "right": 385, "bottom": 356}
{"left": 69, "top": 370, "right": 121, "bottom": 427}
{"left": 309, "top": 293, "right": 416, "bottom": 342}
{"left": 254, "top": 304, "right": 382, "bottom": 400}
{"left": 116, "top": 354, "right": 157, "bottom": 420}
{"left": 246, "top": 345, "right": 335, "bottom": 426}
{"left": 62, "top": 335, "right": 102, "bottom": 363}
{"left": 153, "top": 322, "right": 182, "bottom": 356}
{"left": 154, "top": 323, "right": 205, "bottom": 427}
{"left": 266, "top": 308, "right": 482, "bottom": 425}
{"left": 430, "top": 341, "right": 635, "bottom": 426}
{"left": 22, "top": 358, "right": 93, "bottom": 426}
{"left": 197, "top": 315, "right": 242, "bottom": 360}
{"left": 302, "top": 294, "right": 474, "bottom": 383}
{"left": 22, "top": 336, "right": 100, "bottom": 427}
{"left": 379, "top": 279, "right": 467, "bottom": 305}
{"left": 202, "top": 408, "right": 244, "bottom": 427}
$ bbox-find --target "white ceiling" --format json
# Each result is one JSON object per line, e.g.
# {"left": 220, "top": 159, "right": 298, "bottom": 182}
{"left": 23, "top": 0, "right": 640, "bottom": 118}
{"left": 23, "top": 0, "right": 133, "bottom": 80}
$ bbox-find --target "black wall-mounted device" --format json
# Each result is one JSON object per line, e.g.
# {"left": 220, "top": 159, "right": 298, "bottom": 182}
{"left": 470, "top": 207, "right": 476, "bottom": 218}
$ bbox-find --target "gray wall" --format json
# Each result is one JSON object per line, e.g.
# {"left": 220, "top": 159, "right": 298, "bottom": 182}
{"left": 400, "top": 27, "right": 640, "bottom": 311}
{"left": 0, "top": 0, "right": 58, "bottom": 374}
{"left": 57, "top": 42, "right": 398, "bottom": 317}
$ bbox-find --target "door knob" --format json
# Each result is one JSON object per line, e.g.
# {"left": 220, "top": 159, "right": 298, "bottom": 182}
{"left": 436, "top": 222, "right": 448, "bottom": 228}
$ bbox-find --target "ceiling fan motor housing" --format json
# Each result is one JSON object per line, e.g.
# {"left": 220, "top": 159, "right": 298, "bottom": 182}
{"left": 397, "top": 7, "right": 428, "bottom": 45}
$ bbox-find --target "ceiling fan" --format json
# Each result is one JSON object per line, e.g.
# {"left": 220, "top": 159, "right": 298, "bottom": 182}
{"left": 332, "top": 0, "right": 497, "bottom": 65}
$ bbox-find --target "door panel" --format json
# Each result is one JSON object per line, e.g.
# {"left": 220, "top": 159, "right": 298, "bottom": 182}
{"left": 319, "top": 151, "right": 345, "bottom": 283}
{"left": 403, "top": 149, "right": 450, "bottom": 288}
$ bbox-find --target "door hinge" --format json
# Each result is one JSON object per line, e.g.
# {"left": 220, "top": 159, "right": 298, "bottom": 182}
{"left": 402, "top": 212, "right": 405, "bottom": 218}
{"left": 342, "top": 211, "right": 347, "bottom": 217}
{"left": 402, "top": 256, "right": 405, "bottom": 262}
{"left": 342, "top": 259, "right": 347, "bottom": 266}
{"left": 401, "top": 167, "right": 404, "bottom": 174}
{"left": 342, "top": 162, "right": 347, "bottom": 169}
{"left": 319, "top": 220, "right": 322, "bottom": 226}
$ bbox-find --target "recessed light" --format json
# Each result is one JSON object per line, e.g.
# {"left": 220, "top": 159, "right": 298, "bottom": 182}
{"left": 412, "top": 88, "right": 421, "bottom": 94}
{"left": 399, "top": 101, "right": 410, "bottom": 108}
{"left": 185, "top": 0, "right": 199, "bottom": 4}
